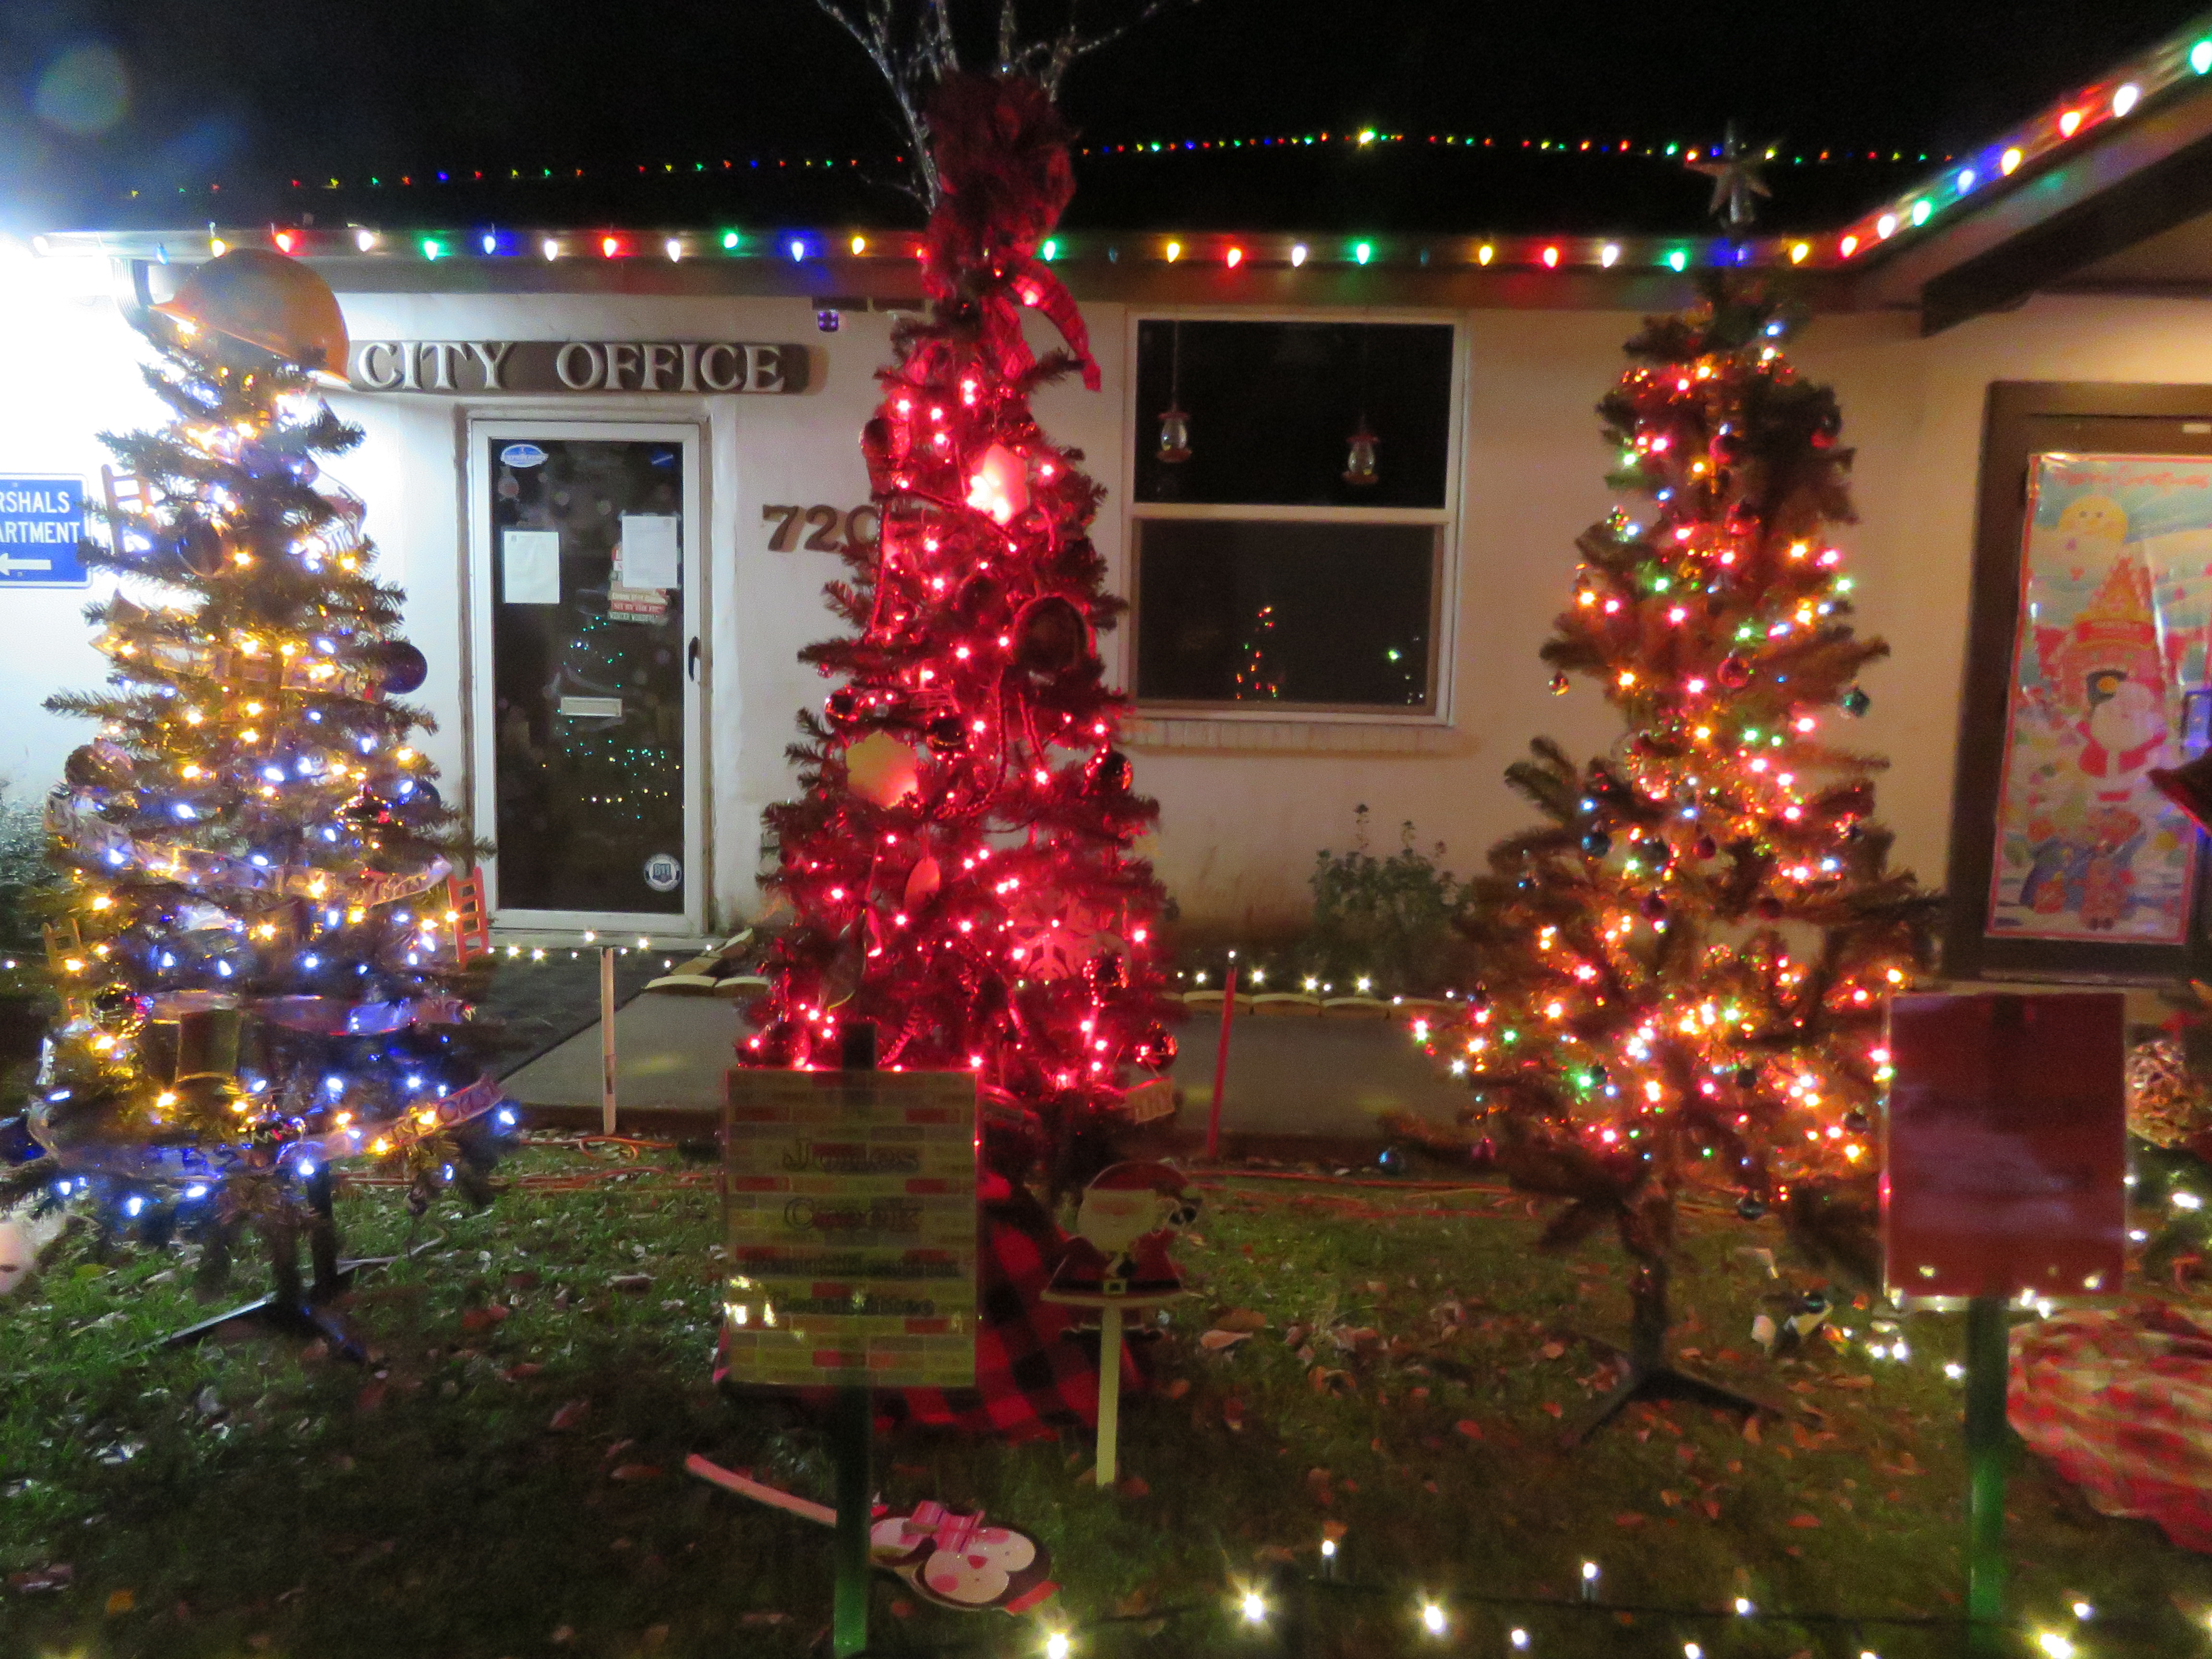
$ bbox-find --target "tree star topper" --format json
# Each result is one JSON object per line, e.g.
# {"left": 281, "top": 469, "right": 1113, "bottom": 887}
{"left": 1689, "top": 123, "right": 1774, "bottom": 230}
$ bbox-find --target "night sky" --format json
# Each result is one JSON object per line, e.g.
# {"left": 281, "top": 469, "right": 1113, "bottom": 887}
{"left": 0, "top": 0, "right": 2204, "bottom": 230}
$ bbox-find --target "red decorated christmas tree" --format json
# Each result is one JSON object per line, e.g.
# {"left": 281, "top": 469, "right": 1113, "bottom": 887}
{"left": 746, "top": 73, "right": 1176, "bottom": 1191}
{"left": 1414, "top": 283, "right": 1937, "bottom": 1430}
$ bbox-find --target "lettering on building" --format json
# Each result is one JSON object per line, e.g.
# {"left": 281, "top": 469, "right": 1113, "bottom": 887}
{"left": 347, "top": 340, "right": 806, "bottom": 396}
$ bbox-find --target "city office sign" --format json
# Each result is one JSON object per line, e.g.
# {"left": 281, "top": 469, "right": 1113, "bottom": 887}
{"left": 346, "top": 340, "right": 805, "bottom": 395}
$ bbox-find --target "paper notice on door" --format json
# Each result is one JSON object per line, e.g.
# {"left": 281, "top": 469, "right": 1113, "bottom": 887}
{"left": 502, "top": 529, "right": 562, "bottom": 604}
{"left": 619, "top": 514, "right": 681, "bottom": 589}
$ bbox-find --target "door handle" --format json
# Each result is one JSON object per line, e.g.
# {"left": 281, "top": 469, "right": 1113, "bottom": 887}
{"left": 687, "top": 636, "right": 702, "bottom": 683}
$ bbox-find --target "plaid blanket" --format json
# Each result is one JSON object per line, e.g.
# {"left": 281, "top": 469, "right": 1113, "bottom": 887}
{"left": 2010, "top": 1300, "right": 2212, "bottom": 1554}
{"left": 717, "top": 1174, "right": 1128, "bottom": 1442}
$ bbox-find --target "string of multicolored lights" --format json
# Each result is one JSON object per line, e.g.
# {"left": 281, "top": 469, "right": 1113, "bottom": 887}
{"left": 44, "top": 15, "right": 2212, "bottom": 279}
{"left": 1079, "top": 131, "right": 1953, "bottom": 164}
{"left": 119, "top": 132, "right": 1949, "bottom": 202}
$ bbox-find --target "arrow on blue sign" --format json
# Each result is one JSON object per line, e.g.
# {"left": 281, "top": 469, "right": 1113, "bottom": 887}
{"left": 0, "top": 476, "right": 88, "bottom": 587}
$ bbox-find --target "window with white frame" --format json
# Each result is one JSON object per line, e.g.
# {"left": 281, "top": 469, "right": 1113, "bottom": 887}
{"left": 1130, "top": 318, "right": 1456, "bottom": 713}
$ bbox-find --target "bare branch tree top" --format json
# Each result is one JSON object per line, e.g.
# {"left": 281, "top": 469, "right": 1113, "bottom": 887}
{"left": 811, "top": 0, "right": 1200, "bottom": 203}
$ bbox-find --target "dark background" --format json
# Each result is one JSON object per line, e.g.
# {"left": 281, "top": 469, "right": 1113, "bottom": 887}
{"left": 1133, "top": 321, "right": 1455, "bottom": 508}
{"left": 2, "top": 1, "right": 2206, "bottom": 232}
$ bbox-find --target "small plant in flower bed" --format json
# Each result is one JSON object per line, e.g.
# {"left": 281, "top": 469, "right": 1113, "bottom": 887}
{"left": 0, "top": 781, "right": 56, "bottom": 1112}
{"left": 4, "top": 1142, "right": 2210, "bottom": 1657}
{"left": 1294, "top": 810, "right": 1476, "bottom": 1000}
{"left": 1178, "top": 810, "right": 1478, "bottom": 1001}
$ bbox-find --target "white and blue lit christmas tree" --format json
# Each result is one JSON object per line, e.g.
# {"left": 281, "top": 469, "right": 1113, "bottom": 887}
{"left": 1, "top": 250, "right": 513, "bottom": 1299}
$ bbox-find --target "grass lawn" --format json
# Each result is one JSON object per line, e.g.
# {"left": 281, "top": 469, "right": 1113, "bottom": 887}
{"left": 3, "top": 1136, "right": 2208, "bottom": 1658}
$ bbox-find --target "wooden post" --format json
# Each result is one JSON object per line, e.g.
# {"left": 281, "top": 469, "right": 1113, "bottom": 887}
{"left": 1205, "top": 962, "right": 1238, "bottom": 1161}
{"left": 1096, "top": 1304, "right": 1125, "bottom": 1488}
{"left": 832, "top": 1020, "right": 878, "bottom": 1659}
{"left": 599, "top": 946, "right": 618, "bottom": 1135}
{"left": 1964, "top": 1295, "right": 2010, "bottom": 1657}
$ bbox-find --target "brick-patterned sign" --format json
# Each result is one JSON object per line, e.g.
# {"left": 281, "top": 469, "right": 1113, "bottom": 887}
{"left": 721, "top": 1068, "right": 978, "bottom": 1388}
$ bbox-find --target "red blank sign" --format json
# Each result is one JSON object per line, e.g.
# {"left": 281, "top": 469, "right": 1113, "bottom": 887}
{"left": 1883, "top": 992, "right": 2127, "bottom": 1302}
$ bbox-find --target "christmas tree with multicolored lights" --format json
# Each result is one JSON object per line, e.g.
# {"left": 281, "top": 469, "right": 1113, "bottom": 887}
{"left": 1415, "top": 282, "right": 1937, "bottom": 1425}
{"left": 5, "top": 250, "right": 510, "bottom": 1305}
{"left": 746, "top": 73, "right": 1176, "bottom": 1189}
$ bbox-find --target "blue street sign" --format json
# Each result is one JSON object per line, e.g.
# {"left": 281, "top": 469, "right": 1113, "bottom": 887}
{"left": 0, "top": 476, "right": 87, "bottom": 587}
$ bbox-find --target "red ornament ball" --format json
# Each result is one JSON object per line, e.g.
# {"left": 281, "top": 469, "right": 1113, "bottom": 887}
{"left": 1085, "top": 749, "right": 1134, "bottom": 797}
{"left": 1133, "top": 1026, "right": 1177, "bottom": 1070}
{"left": 924, "top": 713, "right": 965, "bottom": 755}
{"left": 1012, "top": 594, "right": 1092, "bottom": 684}
{"left": 1716, "top": 655, "right": 1753, "bottom": 690}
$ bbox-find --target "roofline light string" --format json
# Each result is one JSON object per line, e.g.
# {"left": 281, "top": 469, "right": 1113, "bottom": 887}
{"left": 85, "top": 20, "right": 2212, "bottom": 276}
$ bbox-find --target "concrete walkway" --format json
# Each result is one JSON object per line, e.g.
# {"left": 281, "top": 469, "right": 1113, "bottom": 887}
{"left": 503, "top": 997, "right": 1472, "bottom": 1140}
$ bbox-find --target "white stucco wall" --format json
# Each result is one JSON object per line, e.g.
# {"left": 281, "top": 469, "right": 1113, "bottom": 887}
{"left": 0, "top": 255, "right": 2206, "bottom": 940}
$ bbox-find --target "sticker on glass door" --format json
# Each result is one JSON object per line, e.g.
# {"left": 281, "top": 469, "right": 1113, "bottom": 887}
{"left": 488, "top": 437, "right": 688, "bottom": 916}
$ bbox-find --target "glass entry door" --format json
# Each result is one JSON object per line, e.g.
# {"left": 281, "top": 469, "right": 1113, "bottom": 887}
{"left": 467, "top": 421, "right": 705, "bottom": 934}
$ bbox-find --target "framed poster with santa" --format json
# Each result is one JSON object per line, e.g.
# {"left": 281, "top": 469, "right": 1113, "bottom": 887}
{"left": 1947, "top": 384, "right": 2212, "bottom": 980}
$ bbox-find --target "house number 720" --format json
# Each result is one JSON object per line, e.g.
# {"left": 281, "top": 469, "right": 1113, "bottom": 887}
{"left": 761, "top": 504, "right": 879, "bottom": 553}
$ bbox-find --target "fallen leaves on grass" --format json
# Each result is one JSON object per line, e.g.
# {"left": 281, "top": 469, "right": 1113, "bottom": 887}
{"left": 1788, "top": 1513, "right": 1822, "bottom": 1528}
{"left": 1216, "top": 1308, "right": 1269, "bottom": 1333}
{"left": 503, "top": 1362, "right": 544, "bottom": 1382}
{"left": 1613, "top": 1512, "right": 1646, "bottom": 1527}
{"left": 1199, "top": 1330, "right": 1252, "bottom": 1352}
{"left": 10, "top": 1564, "right": 72, "bottom": 1592}
{"left": 1454, "top": 1419, "right": 1483, "bottom": 1440}
{"left": 1309, "top": 1367, "right": 1354, "bottom": 1396}
{"left": 549, "top": 1400, "right": 590, "bottom": 1432}
{"left": 105, "top": 1588, "right": 134, "bottom": 1614}
{"left": 610, "top": 1464, "right": 663, "bottom": 1482}
{"left": 460, "top": 1304, "right": 510, "bottom": 1333}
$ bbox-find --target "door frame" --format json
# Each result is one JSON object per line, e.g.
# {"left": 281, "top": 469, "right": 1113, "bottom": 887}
{"left": 463, "top": 417, "right": 709, "bottom": 938}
